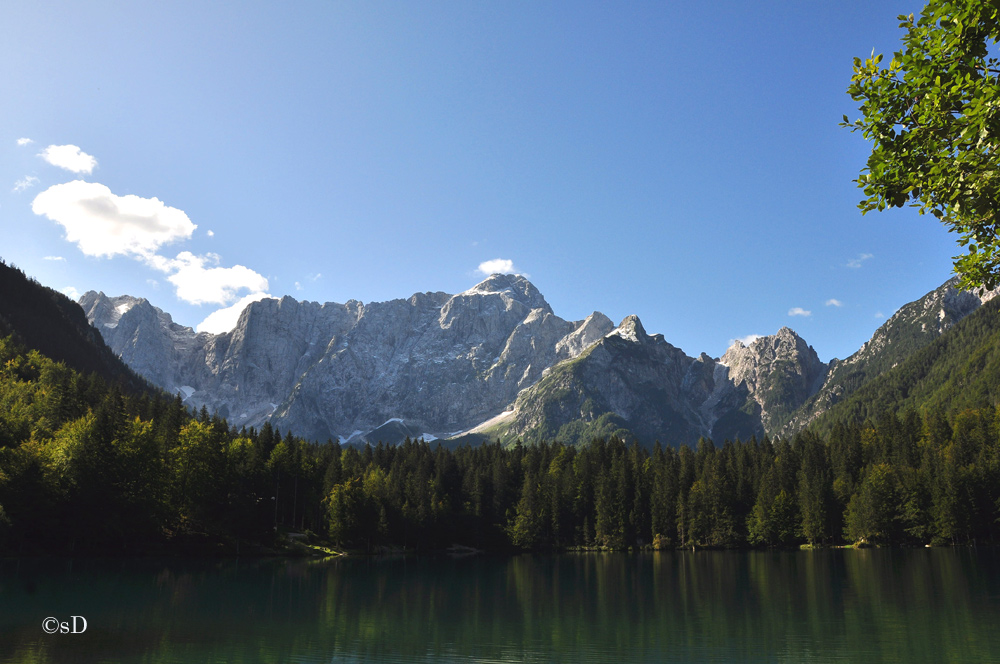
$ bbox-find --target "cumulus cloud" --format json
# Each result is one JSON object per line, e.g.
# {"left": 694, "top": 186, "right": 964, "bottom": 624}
{"left": 197, "top": 291, "right": 272, "bottom": 334}
{"left": 788, "top": 307, "right": 812, "bottom": 317}
{"left": 16, "top": 137, "right": 33, "bottom": 146}
{"left": 39, "top": 144, "right": 98, "bottom": 174}
{"left": 477, "top": 258, "right": 525, "bottom": 276}
{"left": 145, "top": 251, "right": 269, "bottom": 306}
{"left": 32, "top": 180, "right": 196, "bottom": 258}
{"left": 846, "top": 253, "right": 874, "bottom": 269}
{"left": 825, "top": 298, "right": 843, "bottom": 307}
{"left": 12, "top": 176, "right": 39, "bottom": 193}
{"left": 61, "top": 286, "right": 81, "bottom": 300}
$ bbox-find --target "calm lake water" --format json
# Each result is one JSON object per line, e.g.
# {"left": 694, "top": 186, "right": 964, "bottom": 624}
{"left": 2, "top": 548, "right": 999, "bottom": 663}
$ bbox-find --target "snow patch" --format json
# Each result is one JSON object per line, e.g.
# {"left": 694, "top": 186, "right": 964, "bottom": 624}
{"left": 178, "top": 385, "right": 196, "bottom": 399}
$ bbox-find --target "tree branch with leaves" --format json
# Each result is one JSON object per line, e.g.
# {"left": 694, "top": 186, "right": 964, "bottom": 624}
{"left": 844, "top": 1, "right": 1000, "bottom": 290}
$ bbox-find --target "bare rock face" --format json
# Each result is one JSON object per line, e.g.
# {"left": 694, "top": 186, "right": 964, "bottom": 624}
{"left": 83, "top": 274, "right": 615, "bottom": 443}
{"left": 718, "top": 327, "right": 829, "bottom": 434}
{"left": 79, "top": 292, "right": 211, "bottom": 394}
{"left": 489, "top": 318, "right": 827, "bottom": 447}
{"left": 84, "top": 274, "right": 988, "bottom": 448}
{"left": 484, "top": 276, "right": 982, "bottom": 447}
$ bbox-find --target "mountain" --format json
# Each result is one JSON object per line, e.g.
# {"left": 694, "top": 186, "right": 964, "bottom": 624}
{"left": 467, "top": 278, "right": 997, "bottom": 447}
{"left": 0, "top": 259, "right": 149, "bottom": 392}
{"left": 83, "top": 274, "right": 615, "bottom": 443}
{"left": 84, "top": 273, "right": 997, "bottom": 448}
{"left": 779, "top": 277, "right": 996, "bottom": 435}
{"left": 719, "top": 327, "right": 829, "bottom": 435}
{"left": 807, "top": 294, "right": 1000, "bottom": 431}
{"left": 471, "top": 318, "right": 825, "bottom": 447}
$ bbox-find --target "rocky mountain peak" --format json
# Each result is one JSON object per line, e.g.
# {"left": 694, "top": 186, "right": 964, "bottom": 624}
{"left": 462, "top": 273, "right": 550, "bottom": 311}
{"left": 609, "top": 314, "right": 648, "bottom": 343}
{"left": 716, "top": 326, "right": 829, "bottom": 434}
{"left": 775, "top": 326, "right": 799, "bottom": 339}
{"left": 79, "top": 291, "right": 146, "bottom": 330}
{"left": 84, "top": 277, "right": 614, "bottom": 444}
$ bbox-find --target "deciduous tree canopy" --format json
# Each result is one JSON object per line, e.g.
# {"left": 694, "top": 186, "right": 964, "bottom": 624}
{"left": 845, "top": 1, "right": 1000, "bottom": 290}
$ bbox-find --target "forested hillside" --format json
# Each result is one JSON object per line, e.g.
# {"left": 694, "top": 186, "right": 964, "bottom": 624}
{"left": 811, "top": 296, "right": 1000, "bottom": 433}
{"left": 0, "top": 260, "right": 150, "bottom": 394}
{"left": 3, "top": 261, "right": 1000, "bottom": 554}
{"left": 0, "top": 335, "right": 334, "bottom": 554}
{"left": 2, "top": 327, "right": 998, "bottom": 553}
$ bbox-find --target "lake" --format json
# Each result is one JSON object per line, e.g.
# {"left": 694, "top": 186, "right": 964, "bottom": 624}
{"left": 2, "top": 548, "right": 999, "bottom": 663}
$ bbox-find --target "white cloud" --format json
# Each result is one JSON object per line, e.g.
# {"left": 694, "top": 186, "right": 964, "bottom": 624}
{"left": 846, "top": 253, "right": 874, "bottom": 269}
{"left": 295, "top": 281, "right": 303, "bottom": 291}
{"left": 197, "top": 291, "right": 272, "bottom": 334}
{"left": 32, "top": 180, "right": 196, "bottom": 258}
{"left": 732, "top": 334, "right": 763, "bottom": 346}
{"left": 477, "top": 258, "right": 525, "bottom": 276}
{"left": 207, "top": 230, "right": 215, "bottom": 237}
{"left": 30, "top": 164, "right": 271, "bottom": 318}
{"left": 43, "top": 255, "right": 64, "bottom": 261}
{"left": 148, "top": 251, "right": 269, "bottom": 306}
{"left": 12, "top": 176, "right": 39, "bottom": 193}
{"left": 16, "top": 137, "right": 33, "bottom": 146}
{"left": 825, "top": 298, "right": 843, "bottom": 307}
{"left": 39, "top": 145, "right": 98, "bottom": 174}
{"left": 788, "top": 307, "right": 812, "bottom": 317}
{"left": 61, "top": 286, "right": 80, "bottom": 300}
{"left": 875, "top": 311, "right": 884, "bottom": 319}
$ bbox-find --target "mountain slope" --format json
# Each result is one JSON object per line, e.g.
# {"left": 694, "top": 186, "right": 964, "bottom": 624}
{"left": 477, "top": 318, "right": 827, "bottom": 447}
{"left": 84, "top": 272, "right": 997, "bottom": 448}
{"left": 780, "top": 277, "right": 995, "bottom": 435}
{"left": 0, "top": 259, "right": 149, "bottom": 392}
{"left": 719, "top": 327, "right": 828, "bottom": 435}
{"left": 469, "top": 278, "right": 997, "bottom": 448}
{"left": 84, "top": 274, "right": 615, "bottom": 443}
{"left": 807, "top": 296, "right": 1000, "bottom": 431}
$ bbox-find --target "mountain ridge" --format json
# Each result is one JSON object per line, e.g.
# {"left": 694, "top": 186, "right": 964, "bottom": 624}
{"left": 83, "top": 274, "right": 997, "bottom": 447}
{"left": 83, "top": 274, "right": 616, "bottom": 443}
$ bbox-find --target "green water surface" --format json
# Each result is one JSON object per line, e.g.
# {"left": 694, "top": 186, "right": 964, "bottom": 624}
{"left": 2, "top": 548, "right": 999, "bottom": 663}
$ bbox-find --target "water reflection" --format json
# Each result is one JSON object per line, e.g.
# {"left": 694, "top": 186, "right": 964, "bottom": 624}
{"left": 1, "top": 549, "right": 998, "bottom": 663}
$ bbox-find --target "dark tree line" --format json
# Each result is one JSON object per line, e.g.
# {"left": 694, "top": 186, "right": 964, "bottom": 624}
{"left": 2, "top": 333, "right": 999, "bottom": 555}
{"left": 0, "top": 336, "right": 334, "bottom": 553}
{"left": 322, "top": 410, "right": 1000, "bottom": 551}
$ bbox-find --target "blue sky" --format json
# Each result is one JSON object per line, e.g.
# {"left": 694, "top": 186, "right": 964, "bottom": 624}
{"left": 2, "top": 0, "right": 952, "bottom": 361}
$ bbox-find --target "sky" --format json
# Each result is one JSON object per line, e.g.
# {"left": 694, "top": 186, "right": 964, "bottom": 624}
{"left": 1, "top": 0, "right": 955, "bottom": 362}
